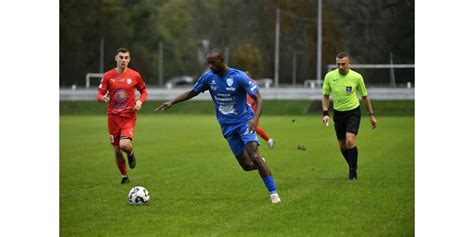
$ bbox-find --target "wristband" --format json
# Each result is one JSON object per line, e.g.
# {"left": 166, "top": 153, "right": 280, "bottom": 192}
{"left": 323, "top": 111, "right": 329, "bottom": 117}
{"left": 369, "top": 112, "right": 375, "bottom": 116}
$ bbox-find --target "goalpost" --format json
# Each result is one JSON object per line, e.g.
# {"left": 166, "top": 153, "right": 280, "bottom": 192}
{"left": 85, "top": 73, "right": 103, "bottom": 88}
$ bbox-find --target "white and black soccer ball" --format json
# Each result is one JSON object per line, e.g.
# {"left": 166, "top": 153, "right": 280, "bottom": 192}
{"left": 128, "top": 186, "right": 150, "bottom": 205}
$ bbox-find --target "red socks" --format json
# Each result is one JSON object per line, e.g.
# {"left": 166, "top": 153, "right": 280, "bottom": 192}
{"left": 256, "top": 127, "right": 270, "bottom": 141}
{"left": 116, "top": 159, "right": 127, "bottom": 176}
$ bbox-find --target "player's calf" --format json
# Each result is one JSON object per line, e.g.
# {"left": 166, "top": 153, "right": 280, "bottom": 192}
{"left": 236, "top": 151, "right": 258, "bottom": 171}
{"left": 239, "top": 161, "right": 257, "bottom": 171}
{"left": 119, "top": 138, "right": 136, "bottom": 169}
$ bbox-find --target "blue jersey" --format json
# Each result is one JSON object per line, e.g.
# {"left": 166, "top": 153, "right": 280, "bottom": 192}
{"left": 192, "top": 68, "right": 259, "bottom": 125}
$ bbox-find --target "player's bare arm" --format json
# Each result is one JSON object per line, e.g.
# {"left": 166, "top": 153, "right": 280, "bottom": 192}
{"left": 248, "top": 92, "right": 262, "bottom": 133}
{"left": 362, "top": 96, "right": 377, "bottom": 129}
{"left": 154, "top": 90, "right": 199, "bottom": 112}
{"left": 322, "top": 94, "right": 330, "bottom": 125}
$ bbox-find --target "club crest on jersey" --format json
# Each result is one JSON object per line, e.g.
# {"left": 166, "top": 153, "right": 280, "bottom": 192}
{"left": 345, "top": 86, "right": 352, "bottom": 93}
{"left": 127, "top": 79, "right": 132, "bottom": 84}
{"left": 226, "top": 78, "right": 233, "bottom": 87}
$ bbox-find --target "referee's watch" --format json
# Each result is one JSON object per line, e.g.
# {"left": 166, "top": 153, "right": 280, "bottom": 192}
{"left": 369, "top": 112, "right": 375, "bottom": 116}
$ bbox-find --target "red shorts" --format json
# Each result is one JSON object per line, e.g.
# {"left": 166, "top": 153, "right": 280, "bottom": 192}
{"left": 108, "top": 114, "right": 137, "bottom": 146}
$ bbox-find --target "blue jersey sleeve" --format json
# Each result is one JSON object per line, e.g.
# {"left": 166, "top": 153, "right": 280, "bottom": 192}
{"left": 239, "top": 72, "right": 259, "bottom": 95}
{"left": 192, "top": 73, "right": 209, "bottom": 93}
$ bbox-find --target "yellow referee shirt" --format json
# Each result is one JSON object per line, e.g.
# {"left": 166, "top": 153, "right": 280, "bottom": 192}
{"left": 322, "top": 69, "right": 368, "bottom": 111}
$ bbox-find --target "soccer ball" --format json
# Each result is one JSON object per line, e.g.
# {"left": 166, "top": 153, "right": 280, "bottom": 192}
{"left": 128, "top": 186, "right": 150, "bottom": 205}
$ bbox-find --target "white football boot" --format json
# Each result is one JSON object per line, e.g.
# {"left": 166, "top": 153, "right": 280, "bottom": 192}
{"left": 270, "top": 193, "right": 281, "bottom": 204}
{"left": 267, "top": 138, "right": 274, "bottom": 149}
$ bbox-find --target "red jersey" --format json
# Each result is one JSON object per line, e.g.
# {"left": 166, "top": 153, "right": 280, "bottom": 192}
{"left": 97, "top": 68, "right": 148, "bottom": 118}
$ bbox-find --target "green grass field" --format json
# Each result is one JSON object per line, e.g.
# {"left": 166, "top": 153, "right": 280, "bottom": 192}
{"left": 60, "top": 114, "right": 414, "bottom": 236}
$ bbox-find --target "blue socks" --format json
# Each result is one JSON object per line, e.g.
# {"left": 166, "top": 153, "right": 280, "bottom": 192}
{"left": 262, "top": 176, "right": 277, "bottom": 194}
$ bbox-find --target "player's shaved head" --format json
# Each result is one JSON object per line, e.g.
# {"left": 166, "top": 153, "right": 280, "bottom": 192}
{"left": 206, "top": 48, "right": 227, "bottom": 75}
{"left": 207, "top": 48, "right": 224, "bottom": 60}
{"left": 336, "top": 52, "right": 350, "bottom": 75}
{"left": 336, "top": 52, "right": 349, "bottom": 59}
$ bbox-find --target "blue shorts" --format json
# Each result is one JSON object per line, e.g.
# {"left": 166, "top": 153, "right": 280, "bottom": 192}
{"left": 221, "top": 122, "right": 260, "bottom": 156}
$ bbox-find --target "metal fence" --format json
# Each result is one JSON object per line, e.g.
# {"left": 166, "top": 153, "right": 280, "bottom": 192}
{"left": 60, "top": 87, "right": 414, "bottom": 101}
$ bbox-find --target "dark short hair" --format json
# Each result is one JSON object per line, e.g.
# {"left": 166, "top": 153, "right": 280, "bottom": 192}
{"left": 207, "top": 48, "right": 224, "bottom": 59}
{"left": 116, "top": 48, "right": 130, "bottom": 55}
{"left": 336, "top": 52, "right": 349, "bottom": 59}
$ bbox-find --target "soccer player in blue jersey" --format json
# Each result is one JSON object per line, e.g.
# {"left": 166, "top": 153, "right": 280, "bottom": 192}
{"left": 154, "top": 48, "right": 281, "bottom": 204}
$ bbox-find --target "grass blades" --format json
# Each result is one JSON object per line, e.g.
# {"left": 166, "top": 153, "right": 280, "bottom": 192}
{"left": 60, "top": 114, "right": 414, "bottom": 236}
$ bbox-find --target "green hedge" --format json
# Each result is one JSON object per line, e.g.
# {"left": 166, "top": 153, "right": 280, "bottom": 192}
{"left": 60, "top": 100, "right": 414, "bottom": 116}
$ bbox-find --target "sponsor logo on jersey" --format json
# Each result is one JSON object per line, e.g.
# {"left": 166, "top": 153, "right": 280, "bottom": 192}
{"left": 114, "top": 89, "right": 128, "bottom": 103}
{"left": 218, "top": 104, "right": 236, "bottom": 115}
{"left": 127, "top": 79, "right": 132, "bottom": 84}
{"left": 211, "top": 80, "right": 216, "bottom": 85}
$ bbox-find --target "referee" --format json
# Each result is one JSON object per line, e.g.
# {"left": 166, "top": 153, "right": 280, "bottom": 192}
{"left": 322, "top": 52, "right": 377, "bottom": 180}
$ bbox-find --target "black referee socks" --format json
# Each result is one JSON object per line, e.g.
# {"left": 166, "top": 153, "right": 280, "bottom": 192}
{"left": 347, "top": 147, "right": 358, "bottom": 170}
{"left": 340, "top": 149, "right": 350, "bottom": 167}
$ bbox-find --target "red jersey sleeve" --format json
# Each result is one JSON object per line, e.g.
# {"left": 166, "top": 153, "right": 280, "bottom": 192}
{"left": 247, "top": 94, "right": 254, "bottom": 105}
{"left": 136, "top": 73, "right": 148, "bottom": 103}
{"left": 97, "top": 75, "right": 109, "bottom": 102}
{"left": 247, "top": 94, "right": 257, "bottom": 112}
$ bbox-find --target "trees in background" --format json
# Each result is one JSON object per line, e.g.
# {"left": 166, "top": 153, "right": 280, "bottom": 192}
{"left": 60, "top": 0, "right": 414, "bottom": 86}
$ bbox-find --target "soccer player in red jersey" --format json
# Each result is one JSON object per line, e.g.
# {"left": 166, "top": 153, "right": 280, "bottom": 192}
{"left": 245, "top": 71, "right": 274, "bottom": 149}
{"left": 97, "top": 48, "right": 148, "bottom": 184}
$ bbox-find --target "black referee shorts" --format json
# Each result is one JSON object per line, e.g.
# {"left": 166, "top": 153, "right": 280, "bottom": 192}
{"left": 333, "top": 106, "right": 361, "bottom": 140}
